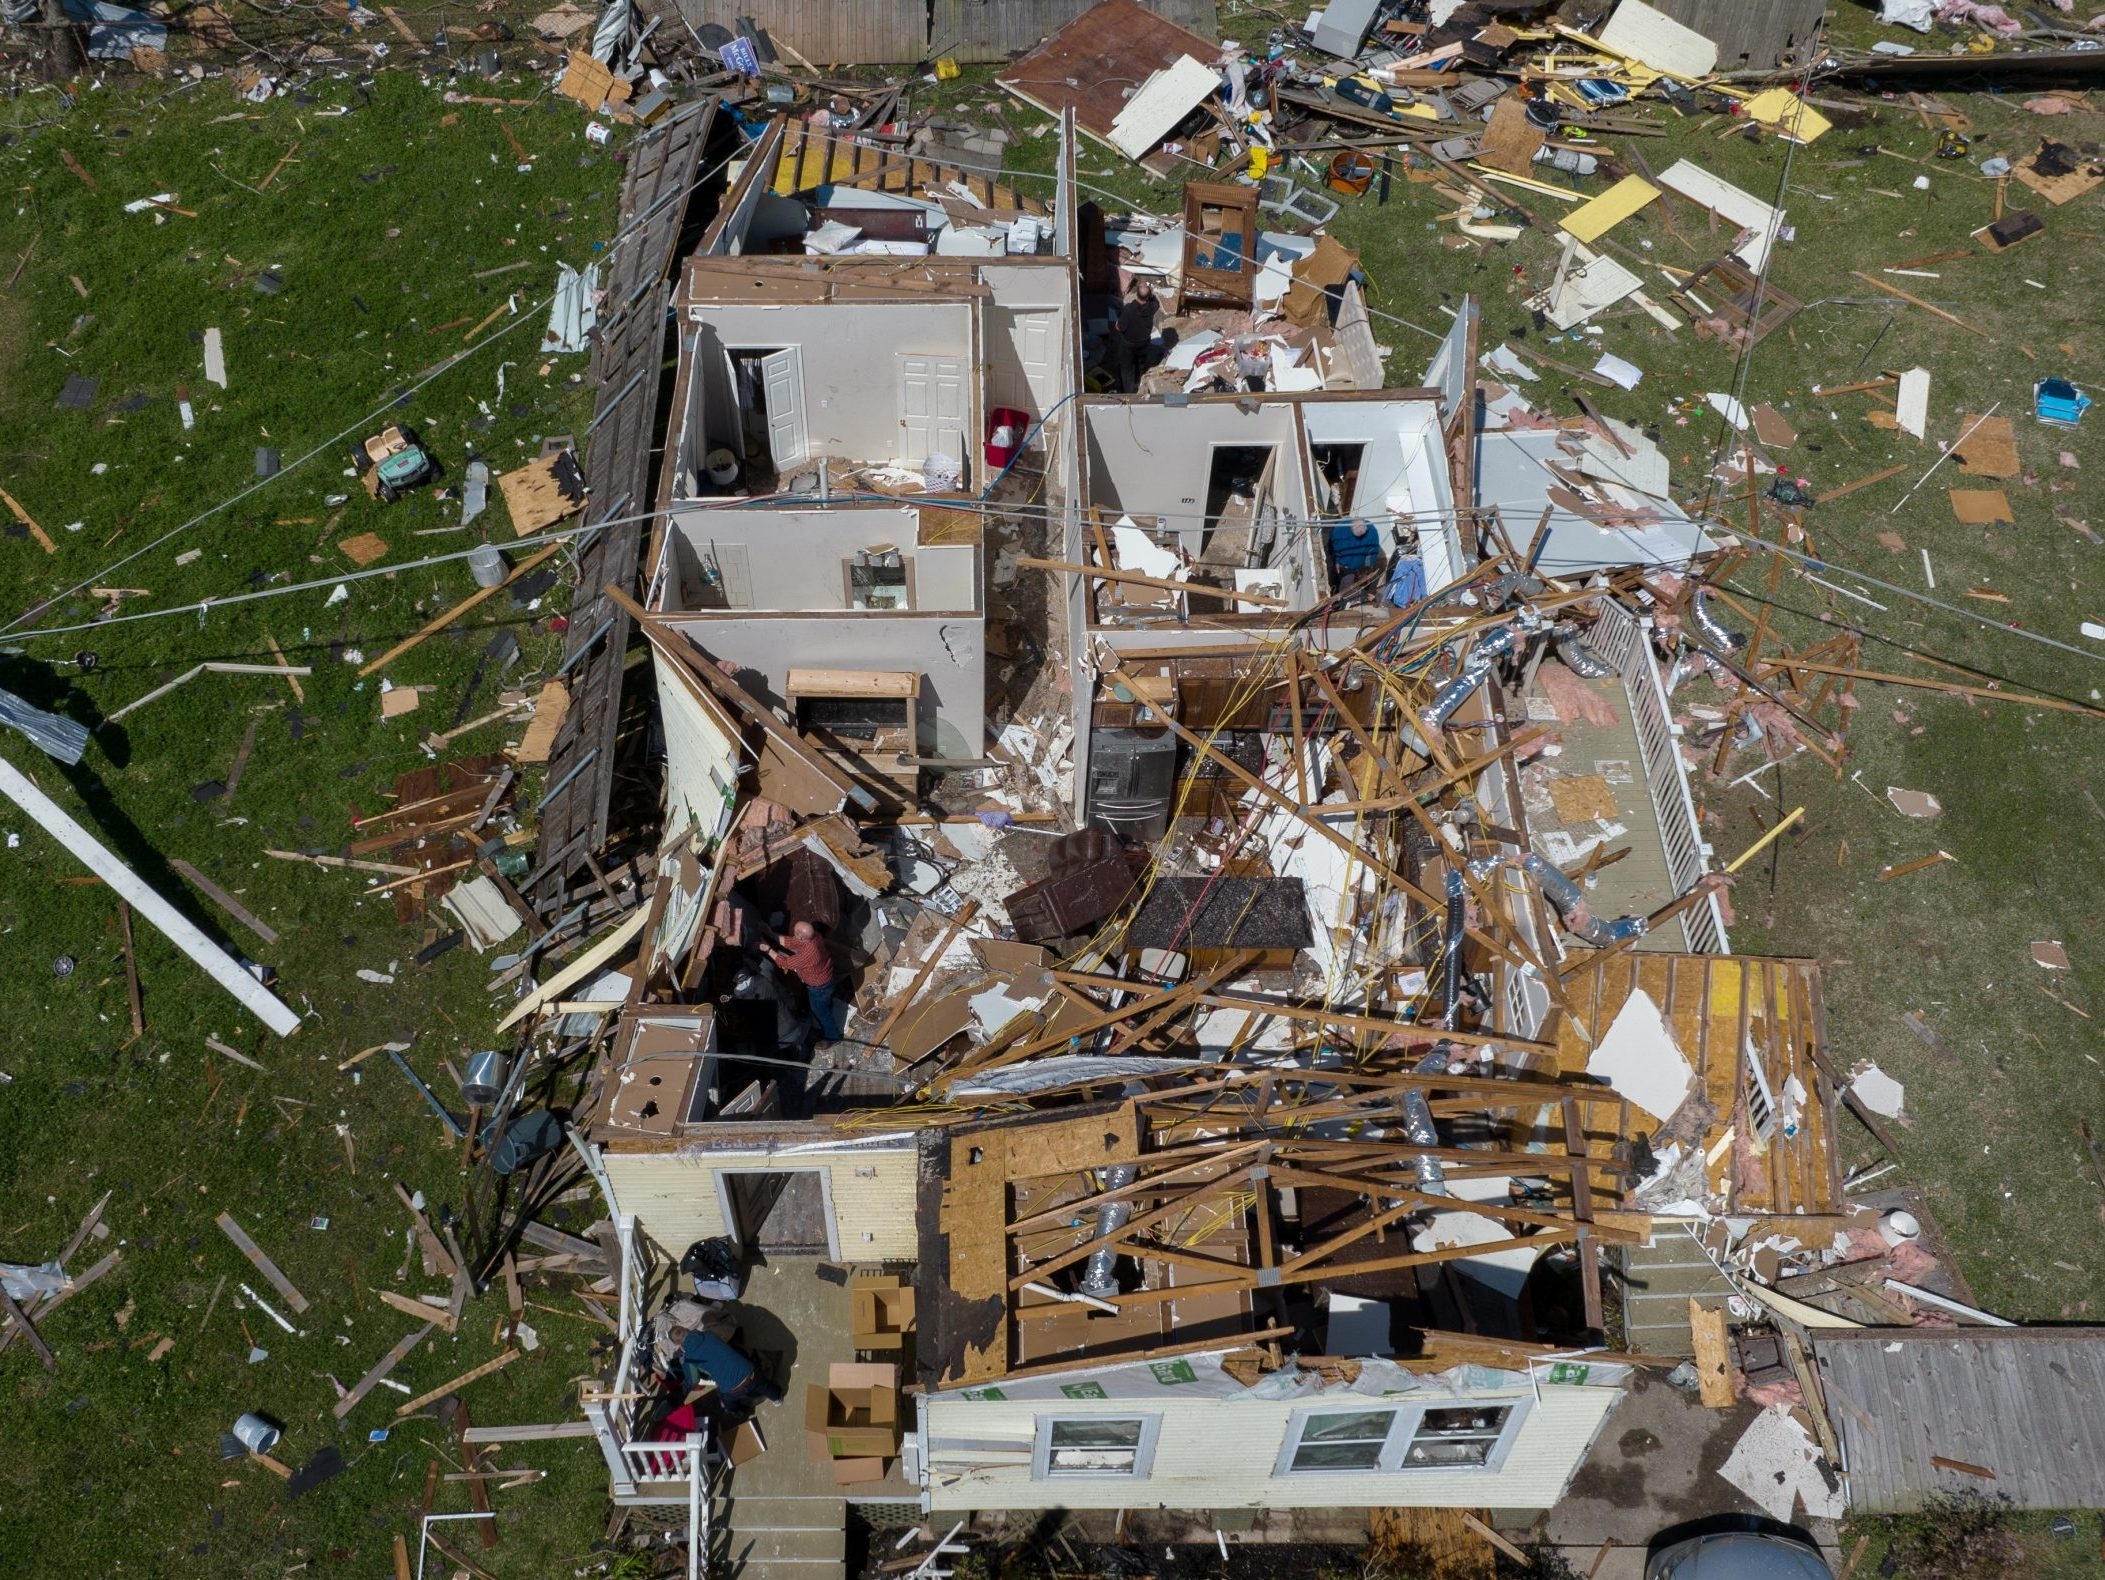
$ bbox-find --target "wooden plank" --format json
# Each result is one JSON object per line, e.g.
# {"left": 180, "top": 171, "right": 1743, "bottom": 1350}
{"left": 0, "top": 1287, "right": 56, "bottom": 1372}
{"left": 1689, "top": 1299, "right": 1734, "bottom": 1406}
{"left": 1460, "top": 1514, "right": 1529, "bottom": 1566}
{"left": 118, "top": 901, "right": 144, "bottom": 1040}
{"left": 394, "top": 1347, "right": 519, "bottom": 1416}
{"left": 462, "top": 1420, "right": 597, "bottom": 1444}
{"left": 393, "top": 1534, "right": 414, "bottom": 1580}
{"left": 215, "top": 1212, "right": 309, "bottom": 1314}
{"left": 170, "top": 858, "right": 279, "bottom": 945}
{"left": 376, "top": 1288, "right": 457, "bottom": 1334}
{"left": 358, "top": 544, "right": 561, "bottom": 678}
{"left": 333, "top": 1323, "right": 434, "bottom": 1419}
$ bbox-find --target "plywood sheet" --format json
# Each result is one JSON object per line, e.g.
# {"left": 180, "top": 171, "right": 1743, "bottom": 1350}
{"left": 338, "top": 532, "right": 389, "bottom": 567}
{"left": 1949, "top": 489, "right": 2013, "bottom": 525}
{"left": 1954, "top": 413, "right": 2020, "bottom": 477}
{"left": 1548, "top": 774, "right": 1620, "bottom": 824}
{"left": 1558, "top": 174, "right": 1659, "bottom": 244}
{"left": 514, "top": 679, "right": 571, "bottom": 764}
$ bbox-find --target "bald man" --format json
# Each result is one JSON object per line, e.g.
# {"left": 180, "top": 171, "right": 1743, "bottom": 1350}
{"left": 763, "top": 919, "right": 842, "bottom": 1042}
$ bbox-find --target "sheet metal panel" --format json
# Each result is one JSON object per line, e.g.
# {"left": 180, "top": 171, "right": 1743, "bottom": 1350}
{"left": 677, "top": 0, "right": 930, "bottom": 64}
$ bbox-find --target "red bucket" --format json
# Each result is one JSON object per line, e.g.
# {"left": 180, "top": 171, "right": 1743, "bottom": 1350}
{"left": 985, "top": 406, "right": 1031, "bottom": 470}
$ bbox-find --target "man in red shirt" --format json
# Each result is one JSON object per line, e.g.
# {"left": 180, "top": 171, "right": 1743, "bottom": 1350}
{"left": 762, "top": 919, "right": 843, "bottom": 1043}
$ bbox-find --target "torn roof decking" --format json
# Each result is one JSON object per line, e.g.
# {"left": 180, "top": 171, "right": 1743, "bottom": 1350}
{"left": 679, "top": 253, "right": 1002, "bottom": 307}
{"left": 1558, "top": 952, "right": 1841, "bottom": 1218}
{"left": 532, "top": 99, "right": 719, "bottom": 899}
{"left": 923, "top": 1076, "right": 1649, "bottom": 1387}
{"left": 1127, "top": 877, "right": 1314, "bottom": 951}
{"left": 998, "top": 0, "right": 1220, "bottom": 153}
{"left": 1812, "top": 1327, "right": 2105, "bottom": 1512}
{"left": 769, "top": 120, "right": 1042, "bottom": 212}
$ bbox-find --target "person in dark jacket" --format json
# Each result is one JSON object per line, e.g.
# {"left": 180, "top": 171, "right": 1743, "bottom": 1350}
{"left": 678, "top": 1328, "right": 782, "bottom": 1409}
{"left": 1111, "top": 280, "right": 1160, "bottom": 393}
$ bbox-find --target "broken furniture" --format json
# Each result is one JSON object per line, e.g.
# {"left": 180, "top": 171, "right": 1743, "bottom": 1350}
{"left": 359, "top": 424, "right": 437, "bottom": 503}
{"left": 1179, "top": 182, "right": 1259, "bottom": 310}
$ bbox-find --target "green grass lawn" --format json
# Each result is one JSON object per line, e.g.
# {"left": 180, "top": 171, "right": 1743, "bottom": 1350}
{"left": 0, "top": 58, "right": 637, "bottom": 1576}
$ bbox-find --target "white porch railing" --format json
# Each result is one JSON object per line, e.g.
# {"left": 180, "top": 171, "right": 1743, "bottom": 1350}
{"left": 1587, "top": 597, "right": 1729, "bottom": 955}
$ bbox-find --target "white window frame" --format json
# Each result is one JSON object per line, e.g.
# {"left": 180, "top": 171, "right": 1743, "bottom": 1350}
{"left": 1272, "top": 1398, "right": 1531, "bottom": 1477}
{"left": 1030, "top": 1414, "right": 1163, "bottom": 1482}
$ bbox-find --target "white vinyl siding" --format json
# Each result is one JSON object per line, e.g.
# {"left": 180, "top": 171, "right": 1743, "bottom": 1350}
{"left": 602, "top": 1141, "right": 919, "bottom": 1262}
{"left": 924, "top": 1387, "right": 1616, "bottom": 1512}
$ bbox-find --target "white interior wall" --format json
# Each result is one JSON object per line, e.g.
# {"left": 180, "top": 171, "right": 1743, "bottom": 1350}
{"left": 914, "top": 543, "right": 978, "bottom": 612}
{"left": 670, "top": 612, "right": 985, "bottom": 757}
{"left": 689, "top": 299, "right": 974, "bottom": 467}
{"left": 1084, "top": 401, "right": 1306, "bottom": 528}
{"left": 664, "top": 505, "right": 979, "bottom": 613}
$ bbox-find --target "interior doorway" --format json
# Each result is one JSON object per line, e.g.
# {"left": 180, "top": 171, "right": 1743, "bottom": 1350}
{"left": 1310, "top": 441, "right": 1368, "bottom": 516}
{"left": 1201, "top": 443, "right": 1277, "bottom": 565}
{"left": 718, "top": 1169, "right": 837, "bottom": 1257}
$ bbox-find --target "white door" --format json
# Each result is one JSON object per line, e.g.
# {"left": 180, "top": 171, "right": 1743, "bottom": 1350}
{"left": 760, "top": 347, "right": 807, "bottom": 469}
{"left": 996, "top": 310, "right": 1060, "bottom": 414}
{"left": 899, "top": 354, "right": 970, "bottom": 468}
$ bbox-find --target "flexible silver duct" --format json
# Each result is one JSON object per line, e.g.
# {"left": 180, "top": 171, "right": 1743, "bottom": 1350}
{"left": 1400, "top": 1045, "right": 1453, "bottom": 1196}
{"left": 1421, "top": 622, "right": 1523, "bottom": 733}
{"left": 1517, "top": 853, "right": 1649, "bottom": 946}
{"left": 1078, "top": 1163, "right": 1139, "bottom": 1297}
{"left": 0, "top": 689, "right": 89, "bottom": 766}
{"left": 1438, "top": 868, "right": 1467, "bottom": 1029}
{"left": 1690, "top": 586, "right": 1744, "bottom": 652}
{"left": 1553, "top": 626, "right": 1614, "bottom": 679}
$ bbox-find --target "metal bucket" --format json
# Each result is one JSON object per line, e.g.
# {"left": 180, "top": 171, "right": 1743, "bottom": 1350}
{"left": 462, "top": 1049, "right": 510, "bottom": 1107}
{"left": 233, "top": 1413, "right": 281, "bottom": 1455}
{"left": 468, "top": 544, "right": 507, "bottom": 589}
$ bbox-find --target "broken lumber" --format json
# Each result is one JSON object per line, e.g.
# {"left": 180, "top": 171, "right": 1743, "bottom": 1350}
{"left": 216, "top": 1212, "right": 309, "bottom": 1314}
{"left": 0, "top": 759, "right": 300, "bottom": 1036}
{"left": 359, "top": 544, "right": 560, "bottom": 678}
{"left": 170, "top": 858, "right": 279, "bottom": 945}
{"left": 394, "top": 1347, "right": 518, "bottom": 1416}
{"left": 333, "top": 1323, "right": 433, "bottom": 1419}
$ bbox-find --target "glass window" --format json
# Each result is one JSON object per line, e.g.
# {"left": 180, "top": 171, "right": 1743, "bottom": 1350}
{"left": 1402, "top": 1405, "right": 1514, "bottom": 1468}
{"left": 1034, "top": 1416, "right": 1157, "bottom": 1479}
{"left": 1286, "top": 1409, "right": 1396, "bottom": 1473}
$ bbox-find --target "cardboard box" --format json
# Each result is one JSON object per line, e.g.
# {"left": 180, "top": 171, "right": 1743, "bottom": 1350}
{"left": 851, "top": 1275, "right": 918, "bottom": 1352}
{"left": 831, "top": 1456, "right": 887, "bottom": 1486}
{"left": 804, "top": 1362, "right": 899, "bottom": 1461}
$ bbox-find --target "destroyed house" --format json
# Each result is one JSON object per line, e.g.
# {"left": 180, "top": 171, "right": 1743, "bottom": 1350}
{"left": 642, "top": 111, "right": 1082, "bottom": 811}
{"left": 554, "top": 110, "right": 1842, "bottom": 1575}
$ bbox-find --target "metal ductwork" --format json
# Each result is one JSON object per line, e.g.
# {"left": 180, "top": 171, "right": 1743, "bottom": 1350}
{"left": 1438, "top": 868, "right": 1467, "bottom": 1029}
{"left": 1400, "top": 1045, "right": 1454, "bottom": 1197}
{"left": 1421, "top": 621, "right": 1524, "bottom": 733}
{"left": 1516, "top": 853, "right": 1648, "bottom": 946}
{"left": 1690, "top": 586, "right": 1744, "bottom": 653}
{"left": 1553, "top": 626, "right": 1614, "bottom": 679}
{"left": 1077, "top": 1163, "right": 1138, "bottom": 1297}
